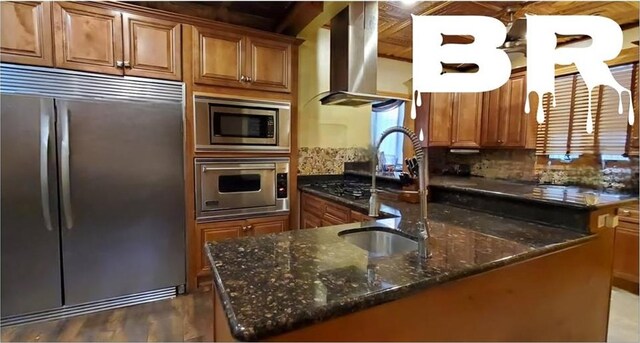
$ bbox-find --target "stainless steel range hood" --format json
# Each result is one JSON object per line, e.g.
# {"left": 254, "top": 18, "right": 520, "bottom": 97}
{"left": 319, "top": 2, "right": 405, "bottom": 108}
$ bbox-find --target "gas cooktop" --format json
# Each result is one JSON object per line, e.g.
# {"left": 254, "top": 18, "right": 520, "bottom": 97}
{"left": 306, "top": 180, "right": 372, "bottom": 200}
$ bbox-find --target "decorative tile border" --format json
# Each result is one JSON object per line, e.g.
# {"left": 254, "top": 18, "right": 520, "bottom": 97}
{"left": 298, "top": 147, "right": 370, "bottom": 175}
{"left": 430, "top": 148, "right": 638, "bottom": 192}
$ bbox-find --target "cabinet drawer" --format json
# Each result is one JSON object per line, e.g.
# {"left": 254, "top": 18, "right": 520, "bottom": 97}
{"left": 351, "top": 210, "right": 373, "bottom": 223}
{"left": 302, "top": 193, "right": 325, "bottom": 215}
{"left": 322, "top": 213, "right": 345, "bottom": 226}
{"left": 325, "top": 202, "right": 350, "bottom": 222}
{"left": 618, "top": 207, "right": 639, "bottom": 224}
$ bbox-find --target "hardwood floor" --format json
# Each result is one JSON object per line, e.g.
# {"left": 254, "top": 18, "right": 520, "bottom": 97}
{"left": 0, "top": 289, "right": 213, "bottom": 342}
{"left": 2, "top": 287, "right": 638, "bottom": 342}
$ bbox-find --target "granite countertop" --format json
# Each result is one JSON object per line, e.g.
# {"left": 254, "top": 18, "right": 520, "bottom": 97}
{"left": 342, "top": 170, "right": 638, "bottom": 209}
{"left": 429, "top": 175, "right": 638, "bottom": 209}
{"left": 206, "top": 184, "right": 591, "bottom": 341}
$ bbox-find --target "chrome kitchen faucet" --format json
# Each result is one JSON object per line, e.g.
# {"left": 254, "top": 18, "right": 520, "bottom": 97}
{"left": 368, "top": 126, "right": 431, "bottom": 259}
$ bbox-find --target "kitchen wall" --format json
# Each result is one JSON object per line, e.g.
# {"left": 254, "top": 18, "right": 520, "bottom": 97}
{"left": 430, "top": 148, "right": 639, "bottom": 192}
{"left": 297, "top": 26, "right": 412, "bottom": 175}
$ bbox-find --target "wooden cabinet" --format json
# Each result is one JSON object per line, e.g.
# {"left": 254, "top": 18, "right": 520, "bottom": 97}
{"left": 194, "top": 26, "right": 292, "bottom": 92}
{"left": 421, "top": 92, "right": 482, "bottom": 148}
{"left": 196, "top": 214, "right": 289, "bottom": 285}
{"left": 198, "top": 220, "right": 244, "bottom": 275}
{"left": 246, "top": 36, "right": 291, "bottom": 92}
{"left": 427, "top": 93, "right": 454, "bottom": 147}
{"left": 0, "top": 1, "right": 53, "bottom": 67}
{"left": 418, "top": 75, "right": 536, "bottom": 149}
{"left": 613, "top": 205, "right": 639, "bottom": 293}
{"left": 300, "top": 192, "right": 374, "bottom": 229}
{"left": 53, "top": 2, "right": 123, "bottom": 75}
{"left": 193, "top": 27, "right": 244, "bottom": 87}
{"left": 50, "top": 2, "right": 182, "bottom": 80}
{"left": 122, "top": 13, "right": 181, "bottom": 80}
{"left": 350, "top": 210, "right": 373, "bottom": 223}
{"left": 247, "top": 216, "right": 288, "bottom": 236}
{"left": 302, "top": 211, "right": 322, "bottom": 229}
{"left": 482, "top": 76, "right": 526, "bottom": 147}
{"left": 451, "top": 92, "right": 483, "bottom": 148}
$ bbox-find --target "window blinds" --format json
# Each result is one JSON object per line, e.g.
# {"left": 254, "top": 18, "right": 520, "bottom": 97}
{"left": 536, "top": 63, "right": 636, "bottom": 156}
{"left": 599, "top": 64, "right": 633, "bottom": 155}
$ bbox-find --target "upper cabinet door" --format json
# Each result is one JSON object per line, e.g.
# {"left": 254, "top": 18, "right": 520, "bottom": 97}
{"left": 428, "top": 93, "right": 454, "bottom": 146}
{"left": 122, "top": 13, "right": 181, "bottom": 81}
{"left": 451, "top": 92, "right": 483, "bottom": 148}
{"left": 481, "top": 84, "right": 504, "bottom": 147}
{"left": 0, "top": 1, "right": 53, "bottom": 66}
{"left": 246, "top": 36, "right": 291, "bottom": 93}
{"left": 501, "top": 76, "right": 527, "bottom": 147}
{"left": 193, "top": 26, "right": 244, "bottom": 87}
{"left": 52, "top": 2, "right": 123, "bottom": 75}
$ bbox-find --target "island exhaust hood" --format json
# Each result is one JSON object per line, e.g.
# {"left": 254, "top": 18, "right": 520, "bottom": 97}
{"left": 319, "top": 2, "right": 405, "bottom": 108}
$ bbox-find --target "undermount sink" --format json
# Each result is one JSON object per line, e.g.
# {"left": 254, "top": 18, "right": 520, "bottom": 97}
{"left": 338, "top": 227, "right": 418, "bottom": 257}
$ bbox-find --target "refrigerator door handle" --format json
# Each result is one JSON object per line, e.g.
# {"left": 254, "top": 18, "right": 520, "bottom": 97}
{"left": 40, "top": 100, "right": 54, "bottom": 231}
{"left": 59, "top": 105, "right": 74, "bottom": 229}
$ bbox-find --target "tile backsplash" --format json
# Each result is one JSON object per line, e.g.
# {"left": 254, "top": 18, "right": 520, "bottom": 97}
{"left": 429, "top": 148, "right": 639, "bottom": 192}
{"left": 298, "top": 147, "right": 370, "bottom": 175}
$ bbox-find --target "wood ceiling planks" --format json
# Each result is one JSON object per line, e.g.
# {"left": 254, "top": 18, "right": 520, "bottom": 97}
{"left": 378, "top": 1, "right": 639, "bottom": 62}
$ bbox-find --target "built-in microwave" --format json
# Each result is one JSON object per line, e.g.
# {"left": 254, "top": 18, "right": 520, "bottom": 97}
{"left": 194, "top": 96, "right": 290, "bottom": 152}
{"left": 195, "top": 158, "right": 290, "bottom": 220}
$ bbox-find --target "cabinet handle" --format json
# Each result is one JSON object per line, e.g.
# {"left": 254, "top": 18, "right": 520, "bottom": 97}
{"left": 123, "top": 61, "right": 131, "bottom": 68}
{"left": 116, "top": 61, "right": 124, "bottom": 68}
{"left": 620, "top": 209, "right": 631, "bottom": 216}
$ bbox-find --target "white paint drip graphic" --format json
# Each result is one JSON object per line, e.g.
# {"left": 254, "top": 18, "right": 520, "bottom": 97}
{"left": 410, "top": 14, "right": 636, "bottom": 135}
{"left": 524, "top": 15, "right": 634, "bottom": 133}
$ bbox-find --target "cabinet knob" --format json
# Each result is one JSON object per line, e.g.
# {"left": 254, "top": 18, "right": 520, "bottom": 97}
{"left": 620, "top": 209, "right": 631, "bottom": 216}
{"left": 246, "top": 76, "right": 252, "bottom": 83}
{"left": 242, "top": 226, "right": 248, "bottom": 231}
{"left": 123, "top": 61, "right": 131, "bottom": 68}
{"left": 116, "top": 61, "right": 124, "bottom": 68}
{"left": 247, "top": 224, "right": 253, "bottom": 230}
{"left": 498, "top": 139, "right": 504, "bottom": 144}
{"left": 240, "top": 75, "right": 247, "bottom": 82}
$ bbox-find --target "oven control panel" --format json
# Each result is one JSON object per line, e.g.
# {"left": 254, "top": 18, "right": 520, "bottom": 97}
{"left": 277, "top": 173, "right": 288, "bottom": 199}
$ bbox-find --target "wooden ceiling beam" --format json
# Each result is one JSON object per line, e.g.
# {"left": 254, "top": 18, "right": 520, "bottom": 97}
{"left": 275, "top": 2, "right": 323, "bottom": 35}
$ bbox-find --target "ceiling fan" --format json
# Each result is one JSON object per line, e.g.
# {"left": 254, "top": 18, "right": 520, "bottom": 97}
{"left": 499, "top": 7, "right": 527, "bottom": 56}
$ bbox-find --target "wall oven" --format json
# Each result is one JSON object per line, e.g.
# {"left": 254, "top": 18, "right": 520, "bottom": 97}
{"left": 195, "top": 158, "right": 289, "bottom": 220}
{"left": 194, "top": 96, "right": 290, "bottom": 152}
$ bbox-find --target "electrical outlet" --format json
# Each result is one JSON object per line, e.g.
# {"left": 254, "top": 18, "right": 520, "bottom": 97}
{"left": 606, "top": 215, "right": 619, "bottom": 228}
{"left": 597, "top": 214, "right": 607, "bottom": 228}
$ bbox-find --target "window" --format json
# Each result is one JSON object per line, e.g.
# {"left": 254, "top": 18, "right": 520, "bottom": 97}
{"left": 536, "top": 63, "right": 636, "bottom": 158}
{"left": 371, "top": 102, "right": 405, "bottom": 170}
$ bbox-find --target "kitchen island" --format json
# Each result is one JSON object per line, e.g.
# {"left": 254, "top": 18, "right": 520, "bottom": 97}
{"left": 205, "top": 177, "right": 629, "bottom": 341}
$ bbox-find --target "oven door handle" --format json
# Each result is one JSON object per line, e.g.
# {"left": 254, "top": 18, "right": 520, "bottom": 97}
{"left": 202, "top": 166, "right": 275, "bottom": 172}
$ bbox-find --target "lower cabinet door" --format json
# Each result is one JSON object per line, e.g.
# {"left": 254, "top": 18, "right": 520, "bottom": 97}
{"left": 197, "top": 220, "right": 243, "bottom": 275}
{"left": 302, "top": 211, "right": 322, "bottom": 229}
{"left": 613, "top": 226, "right": 639, "bottom": 285}
{"left": 247, "top": 215, "right": 289, "bottom": 236}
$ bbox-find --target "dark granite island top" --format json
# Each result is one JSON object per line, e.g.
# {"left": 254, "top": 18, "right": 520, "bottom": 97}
{"left": 429, "top": 175, "right": 638, "bottom": 210}
{"left": 205, "top": 194, "right": 591, "bottom": 341}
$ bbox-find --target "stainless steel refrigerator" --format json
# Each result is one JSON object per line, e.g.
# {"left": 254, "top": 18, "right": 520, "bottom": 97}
{"left": 1, "top": 64, "right": 186, "bottom": 324}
